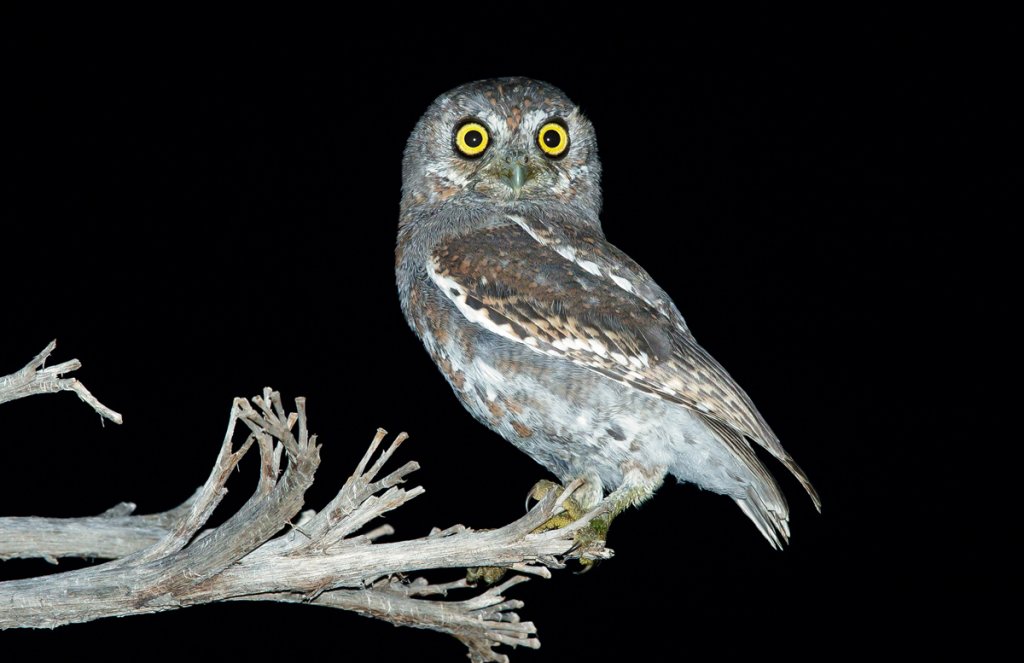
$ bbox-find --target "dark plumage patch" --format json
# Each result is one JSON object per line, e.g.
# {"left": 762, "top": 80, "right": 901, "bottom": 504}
{"left": 606, "top": 424, "right": 626, "bottom": 441}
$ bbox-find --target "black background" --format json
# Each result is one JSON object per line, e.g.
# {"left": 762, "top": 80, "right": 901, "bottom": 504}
{"left": 2, "top": 25, "right": 1013, "bottom": 659}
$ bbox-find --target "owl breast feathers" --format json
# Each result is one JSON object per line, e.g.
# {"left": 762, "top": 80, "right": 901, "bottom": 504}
{"left": 396, "top": 77, "right": 818, "bottom": 548}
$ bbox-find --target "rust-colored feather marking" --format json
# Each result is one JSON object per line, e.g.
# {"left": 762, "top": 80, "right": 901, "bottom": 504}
{"left": 429, "top": 217, "right": 820, "bottom": 511}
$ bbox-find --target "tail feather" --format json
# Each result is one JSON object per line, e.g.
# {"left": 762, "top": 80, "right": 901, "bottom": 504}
{"left": 780, "top": 454, "right": 822, "bottom": 512}
{"left": 696, "top": 412, "right": 812, "bottom": 548}
{"left": 735, "top": 487, "right": 791, "bottom": 550}
{"left": 694, "top": 407, "right": 821, "bottom": 514}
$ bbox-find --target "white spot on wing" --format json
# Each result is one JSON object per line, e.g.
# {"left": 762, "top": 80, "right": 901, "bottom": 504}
{"left": 610, "top": 274, "right": 635, "bottom": 293}
{"left": 506, "top": 213, "right": 575, "bottom": 262}
{"left": 552, "top": 336, "right": 595, "bottom": 353}
{"left": 429, "top": 261, "right": 514, "bottom": 338}
{"left": 429, "top": 257, "right": 554, "bottom": 359}
{"left": 507, "top": 215, "right": 686, "bottom": 336}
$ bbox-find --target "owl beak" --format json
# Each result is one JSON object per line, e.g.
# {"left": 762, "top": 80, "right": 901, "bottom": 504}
{"left": 511, "top": 162, "right": 528, "bottom": 191}
{"left": 489, "top": 153, "right": 531, "bottom": 197}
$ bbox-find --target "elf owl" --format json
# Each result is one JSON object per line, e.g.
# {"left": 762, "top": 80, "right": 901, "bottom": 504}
{"left": 396, "top": 77, "right": 819, "bottom": 551}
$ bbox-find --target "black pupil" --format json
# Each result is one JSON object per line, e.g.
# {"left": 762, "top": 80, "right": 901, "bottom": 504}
{"left": 544, "top": 129, "right": 561, "bottom": 148}
{"left": 464, "top": 129, "right": 483, "bottom": 148}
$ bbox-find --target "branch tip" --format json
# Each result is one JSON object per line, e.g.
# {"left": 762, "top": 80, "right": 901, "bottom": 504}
{"left": 0, "top": 340, "right": 121, "bottom": 423}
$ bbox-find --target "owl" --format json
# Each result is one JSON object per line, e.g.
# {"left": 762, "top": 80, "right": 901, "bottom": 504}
{"left": 396, "top": 77, "right": 819, "bottom": 550}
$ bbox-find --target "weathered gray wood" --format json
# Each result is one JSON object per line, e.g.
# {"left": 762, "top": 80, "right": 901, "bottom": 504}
{"left": 0, "top": 497, "right": 197, "bottom": 562}
{"left": 0, "top": 343, "right": 610, "bottom": 663}
{"left": 0, "top": 340, "right": 122, "bottom": 423}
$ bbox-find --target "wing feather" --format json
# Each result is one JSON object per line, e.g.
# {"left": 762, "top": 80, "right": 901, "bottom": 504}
{"left": 430, "top": 216, "right": 820, "bottom": 510}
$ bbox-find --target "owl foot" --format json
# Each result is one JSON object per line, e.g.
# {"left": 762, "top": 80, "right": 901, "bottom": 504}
{"left": 528, "top": 478, "right": 610, "bottom": 572}
{"left": 466, "top": 480, "right": 601, "bottom": 585}
{"left": 527, "top": 479, "right": 589, "bottom": 531}
{"left": 466, "top": 565, "right": 510, "bottom": 585}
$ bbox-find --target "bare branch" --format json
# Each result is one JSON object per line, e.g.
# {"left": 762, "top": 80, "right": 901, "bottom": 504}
{"left": 0, "top": 377, "right": 612, "bottom": 661}
{"left": 0, "top": 340, "right": 122, "bottom": 423}
{"left": 0, "top": 494, "right": 198, "bottom": 562}
{"left": 240, "top": 575, "right": 541, "bottom": 663}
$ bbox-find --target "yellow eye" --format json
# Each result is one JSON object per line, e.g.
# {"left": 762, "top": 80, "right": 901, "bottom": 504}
{"left": 537, "top": 121, "right": 569, "bottom": 158}
{"left": 454, "top": 120, "right": 490, "bottom": 158}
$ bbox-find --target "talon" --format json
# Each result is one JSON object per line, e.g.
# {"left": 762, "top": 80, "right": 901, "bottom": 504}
{"left": 467, "top": 565, "right": 508, "bottom": 585}
{"left": 523, "top": 477, "right": 619, "bottom": 574}
{"left": 527, "top": 479, "right": 562, "bottom": 508}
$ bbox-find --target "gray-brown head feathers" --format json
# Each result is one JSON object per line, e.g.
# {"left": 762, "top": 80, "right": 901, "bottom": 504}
{"left": 400, "top": 77, "right": 602, "bottom": 222}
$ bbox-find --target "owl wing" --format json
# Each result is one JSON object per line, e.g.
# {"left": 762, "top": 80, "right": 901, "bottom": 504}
{"left": 430, "top": 217, "right": 820, "bottom": 510}
{"left": 503, "top": 212, "right": 693, "bottom": 334}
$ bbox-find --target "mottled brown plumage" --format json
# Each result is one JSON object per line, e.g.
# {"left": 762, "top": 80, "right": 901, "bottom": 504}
{"left": 397, "top": 77, "right": 819, "bottom": 549}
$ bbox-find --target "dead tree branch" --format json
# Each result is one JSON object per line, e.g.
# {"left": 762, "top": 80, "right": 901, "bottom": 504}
{"left": 0, "top": 496, "right": 198, "bottom": 563}
{"left": 0, "top": 343, "right": 611, "bottom": 663}
{"left": 0, "top": 340, "right": 122, "bottom": 424}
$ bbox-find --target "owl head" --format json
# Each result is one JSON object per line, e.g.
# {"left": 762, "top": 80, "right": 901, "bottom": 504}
{"left": 401, "top": 77, "right": 601, "bottom": 219}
